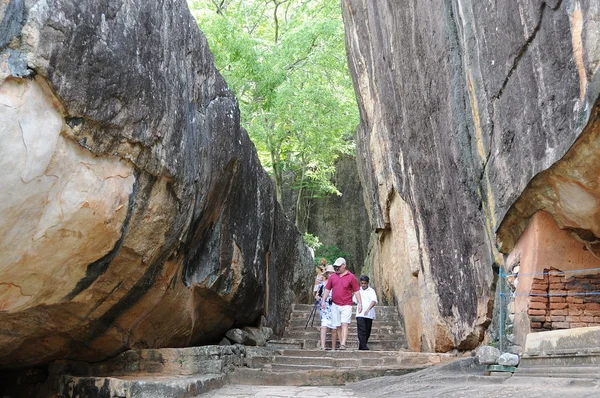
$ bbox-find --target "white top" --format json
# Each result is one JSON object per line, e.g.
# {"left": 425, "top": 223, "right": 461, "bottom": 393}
{"left": 355, "top": 286, "right": 377, "bottom": 319}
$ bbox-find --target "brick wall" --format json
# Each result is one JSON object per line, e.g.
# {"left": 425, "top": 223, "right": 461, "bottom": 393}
{"left": 528, "top": 268, "right": 600, "bottom": 331}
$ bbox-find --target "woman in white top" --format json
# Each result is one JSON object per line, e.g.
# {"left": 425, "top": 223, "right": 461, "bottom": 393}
{"left": 315, "top": 264, "right": 337, "bottom": 350}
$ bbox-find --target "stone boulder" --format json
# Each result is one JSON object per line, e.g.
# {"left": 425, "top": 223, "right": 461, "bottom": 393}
{"left": 343, "top": 0, "right": 600, "bottom": 351}
{"left": 225, "top": 326, "right": 271, "bottom": 347}
{"left": 0, "top": 0, "right": 312, "bottom": 369}
{"left": 475, "top": 346, "right": 501, "bottom": 365}
{"left": 497, "top": 353, "right": 520, "bottom": 367}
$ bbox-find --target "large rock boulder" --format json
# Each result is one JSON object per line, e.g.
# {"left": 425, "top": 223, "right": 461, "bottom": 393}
{"left": 0, "top": 0, "right": 312, "bottom": 369}
{"left": 343, "top": 0, "right": 600, "bottom": 351}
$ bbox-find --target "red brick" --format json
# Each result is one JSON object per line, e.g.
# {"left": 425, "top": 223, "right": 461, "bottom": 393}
{"left": 585, "top": 303, "right": 600, "bottom": 310}
{"left": 568, "top": 308, "right": 583, "bottom": 316}
{"left": 550, "top": 297, "right": 566, "bottom": 303}
{"left": 530, "top": 316, "right": 546, "bottom": 322}
{"left": 595, "top": 317, "right": 600, "bottom": 323}
{"left": 567, "top": 297, "right": 584, "bottom": 304}
{"left": 550, "top": 316, "right": 566, "bottom": 322}
{"left": 528, "top": 309, "right": 546, "bottom": 316}
{"left": 531, "top": 283, "right": 548, "bottom": 291}
{"left": 530, "top": 322, "right": 542, "bottom": 329}
{"left": 549, "top": 303, "right": 568, "bottom": 310}
{"left": 549, "top": 283, "right": 565, "bottom": 289}
{"left": 584, "top": 310, "right": 600, "bottom": 316}
{"left": 549, "top": 310, "right": 568, "bottom": 316}
{"left": 569, "top": 303, "right": 586, "bottom": 309}
{"left": 570, "top": 323, "right": 588, "bottom": 328}
{"left": 580, "top": 316, "right": 595, "bottom": 322}
{"left": 572, "top": 278, "right": 591, "bottom": 284}
{"left": 529, "top": 301, "right": 547, "bottom": 310}
{"left": 549, "top": 276, "right": 565, "bottom": 283}
{"left": 566, "top": 316, "right": 581, "bottom": 322}
{"left": 530, "top": 296, "right": 549, "bottom": 303}
{"left": 552, "top": 322, "right": 570, "bottom": 329}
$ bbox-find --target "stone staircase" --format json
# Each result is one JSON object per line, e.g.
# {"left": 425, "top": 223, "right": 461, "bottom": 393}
{"left": 41, "top": 304, "right": 457, "bottom": 395}
{"left": 231, "top": 303, "right": 457, "bottom": 385}
{"left": 268, "top": 303, "right": 407, "bottom": 350}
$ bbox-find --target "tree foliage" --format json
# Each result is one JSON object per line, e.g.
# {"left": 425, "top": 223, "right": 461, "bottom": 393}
{"left": 188, "top": 0, "right": 359, "bottom": 230}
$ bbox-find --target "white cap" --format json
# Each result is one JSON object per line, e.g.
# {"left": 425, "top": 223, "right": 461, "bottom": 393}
{"left": 333, "top": 257, "right": 346, "bottom": 266}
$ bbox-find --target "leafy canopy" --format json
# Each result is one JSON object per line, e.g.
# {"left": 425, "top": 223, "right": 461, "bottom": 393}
{"left": 188, "top": 0, "right": 359, "bottom": 215}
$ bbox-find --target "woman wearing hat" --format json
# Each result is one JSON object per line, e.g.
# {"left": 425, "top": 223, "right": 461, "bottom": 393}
{"left": 313, "top": 258, "right": 328, "bottom": 295}
{"left": 315, "top": 264, "right": 337, "bottom": 350}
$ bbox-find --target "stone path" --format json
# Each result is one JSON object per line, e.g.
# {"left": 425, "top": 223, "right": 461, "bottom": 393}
{"left": 199, "top": 356, "right": 600, "bottom": 397}
{"left": 199, "top": 373, "right": 600, "bottom": 397}
{"left": 200, "top": 385, "right": 357, "bottom": 397}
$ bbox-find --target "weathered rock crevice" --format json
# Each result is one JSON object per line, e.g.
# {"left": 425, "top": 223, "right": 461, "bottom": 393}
{"left": 491, "top": 2, "right": 549, "bottom": 101}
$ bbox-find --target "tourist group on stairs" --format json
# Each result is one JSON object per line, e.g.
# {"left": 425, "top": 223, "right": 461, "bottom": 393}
{"left": 314, "top": 257, "right": 377, "bottom": 350}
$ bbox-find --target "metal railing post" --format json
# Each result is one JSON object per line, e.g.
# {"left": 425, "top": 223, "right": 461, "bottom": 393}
{"left": 499, "top": 269, "right": 504, "bottom": 353}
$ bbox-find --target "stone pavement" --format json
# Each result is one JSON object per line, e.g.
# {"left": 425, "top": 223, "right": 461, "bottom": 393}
{"left": 200, "top": 385, "right": 357, "bottom": 397}
{"left": 198, "top": 358, "right": 600, "bottom": 397}
{"left": 199, "top": 374, "right": 600, "bottom": 397}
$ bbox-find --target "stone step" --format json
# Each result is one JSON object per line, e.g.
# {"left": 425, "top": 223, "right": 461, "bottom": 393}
{"left": 249, "top": 349, "right": 456, "bottom": 367}
{"left": 229, "top": 366, "right": 420, "bottom": 386}
{"left": 275, "top": 349, "right": 404, "bottom": 358}
{"left": 283, "top": 330, "right": 403, "bottom": 341}
{"left": 514, "top": 366, "right": 600, "bottom": 378}
{"left": 292, "top": 304, "right": 399, "bottom": 314}
{"left": 232, "top": 350, "right": 458, "bottom": 386}
{"left": 288, "top": 311, "right": 401, "bottom": 321}
{"left": 519, "top": 353, "right": 600, "bottom": 368}
{"left": 286, "top": 325, "right": 403, "bottom": 334}
{"left": 268, "top": 354, "right": 442, "bottom": 368}
{"left": 513, "top": 326, "right": 600, "bottom": 380}
{"left": 265, "top": 340, "right": 303, "bottom": 350}
{"left": 287, "top": 318, "right": 402, "bottom": 328}
{"left": 62, "top": 373, "right": 227, "bottom": 398}
{"left": 265, "top": 338, "right": 406, "bottom": 351}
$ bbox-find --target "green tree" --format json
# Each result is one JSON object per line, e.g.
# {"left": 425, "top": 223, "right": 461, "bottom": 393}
{"left": 188, "top": 0, "right": 358, "bottom": 230}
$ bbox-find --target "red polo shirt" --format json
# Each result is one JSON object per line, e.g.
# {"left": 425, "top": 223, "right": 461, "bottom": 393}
{"left": 325, "top": 271, "right": 359, "bottom": 306}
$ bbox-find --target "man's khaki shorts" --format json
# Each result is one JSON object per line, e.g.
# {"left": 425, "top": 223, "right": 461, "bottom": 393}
{"left": 331, "top": 303, "right": 353, "bottom": 327}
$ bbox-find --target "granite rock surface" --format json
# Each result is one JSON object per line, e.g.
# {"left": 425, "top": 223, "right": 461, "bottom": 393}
{"left": 0, "top": 0, "right": 312, "bottom": 369}
{"left": 343, "top": 0, "right": 600, "bottom": 351}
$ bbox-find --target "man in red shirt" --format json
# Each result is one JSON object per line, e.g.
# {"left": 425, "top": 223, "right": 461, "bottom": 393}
{"left": 321, "top": 257, "right": 362, "bottom": 350}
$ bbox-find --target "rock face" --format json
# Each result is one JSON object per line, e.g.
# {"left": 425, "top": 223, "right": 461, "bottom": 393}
{"left": 0, "top": 0, "right": 312, "bottom": 369}
{"left": 343, "top": 0, "right": 600, "bottom": 351}
{"left": 307, "top": 155, "right": 371, "bottom": 274}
